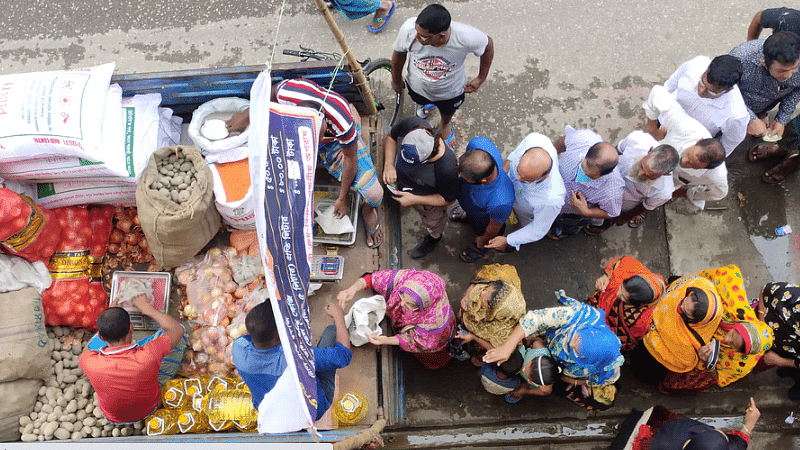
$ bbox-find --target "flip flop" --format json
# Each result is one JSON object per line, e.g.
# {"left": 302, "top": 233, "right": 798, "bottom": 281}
{"left": 368, "top": 2, "right": 395, "bottom": 33}
{"left": 748, "top": 142, "right": 786, "bottom": 161}
{"left": 762, "top": 154, "right": 800, "bottom": 185}
{"left": 504, "top": 394, "right": 522, "bottom": 404}
{"left": 460, "top": 243, "right": 489, "bottom": 263}
{"left": 449, "top": 205, "right": 469, "bottom": 223}
{"left": 444, "top": 128, "right": 455, "bottom": 146}
{"left": 364, "top": 218, "right": 383, "bottom": 249}
{"left": 628, "top": 212, "right": 647, "bottom": 228}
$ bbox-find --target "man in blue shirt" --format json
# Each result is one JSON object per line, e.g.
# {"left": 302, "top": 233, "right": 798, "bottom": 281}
{"left": 454, "top": 136, "right": 515, "bottom": 262}
{"left": 232, "top": 301, "right": 352, "bottom": 421}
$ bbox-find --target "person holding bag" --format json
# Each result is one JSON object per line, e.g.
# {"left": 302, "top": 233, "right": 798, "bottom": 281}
{"left": 338, "top": 269, "right": 456, "bottom": 369}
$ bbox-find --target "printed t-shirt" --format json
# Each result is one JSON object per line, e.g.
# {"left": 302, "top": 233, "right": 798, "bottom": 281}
{"left": 393, "top": 18, "right": 489, "bottom": 101}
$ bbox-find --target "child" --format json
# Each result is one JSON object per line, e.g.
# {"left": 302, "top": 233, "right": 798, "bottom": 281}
{"left": 481, "top": 338, "right": 560, "bottom": 403}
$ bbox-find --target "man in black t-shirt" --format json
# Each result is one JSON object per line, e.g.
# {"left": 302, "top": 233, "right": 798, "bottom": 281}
{"left": 383, "top": 117, "right": 459, "bottom": 259}
{"left": 748, "top": 7, "right": 800, "bottom": 40}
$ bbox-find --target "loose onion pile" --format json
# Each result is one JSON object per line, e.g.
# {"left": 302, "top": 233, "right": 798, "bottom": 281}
{"left": 105, "top": 206, "right": 156, "bottom": 270}
{"left": 150, "top": 150, "right": 198, "bottom": 205}
{"left": 18, "top": 327, "right": 144, "bottom": 441}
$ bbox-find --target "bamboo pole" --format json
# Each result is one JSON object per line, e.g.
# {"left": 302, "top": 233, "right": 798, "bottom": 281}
{"left": 313, "top": 0, "right": 378, "bottom": 115}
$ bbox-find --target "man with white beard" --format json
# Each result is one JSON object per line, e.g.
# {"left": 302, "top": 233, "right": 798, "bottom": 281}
{"left": 613, "top": 131, "right": 679, "bottom": 228}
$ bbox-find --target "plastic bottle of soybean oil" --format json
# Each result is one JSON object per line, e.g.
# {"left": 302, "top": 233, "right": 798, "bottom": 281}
{"left": 202, "top": 389, "right": 258, "bottom": 422}
{"left": 146, "top": 409, "right": 179, "bottom": 435}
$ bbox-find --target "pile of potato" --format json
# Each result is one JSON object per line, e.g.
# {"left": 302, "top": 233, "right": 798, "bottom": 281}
{"left": 17, "top": 326, "right": 144, "bottom": 441}
{"left": 149, "top": 150, "right": 198, "bottom": 204}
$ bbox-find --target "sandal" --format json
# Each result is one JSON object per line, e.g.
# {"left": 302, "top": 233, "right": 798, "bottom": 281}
{"left": 364, "top": 218, "right": 383, "bottom": 249}
{"left": 449, "top": 205, "right": 469, "bottom": 223}
{"left": 504, "top": 394, "right": 522, "bottom": 404}
{"left": 583, "top": 224, "right": 605, "bottom": 236}
{"left": 762, "top": 154, "right": 800, "bottom": 185}
{"left": 748, "top": 142, "right": 786, "bottom": 161}
{"left": 460, "top": 243, "right": 489, "bottom": 263}
{"left": 628, "top": 212, "right": 647, "bottom": 228}
{"left": 368, "top": 2, "right": 396, "bottom": 33}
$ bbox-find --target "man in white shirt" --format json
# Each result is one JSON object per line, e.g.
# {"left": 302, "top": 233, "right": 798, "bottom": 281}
{"left": 613, "top": 131, "right": 679, "bottom": 228}
{"left": 643, "top": 86, "right": 728, "bottom": 210}
{"left": 391, "top": 4, "right": 494, "bottom": 143}
{"left": 652, "top": 55, "right": 748, "bottom": 158}
{"left": 486, "top": 133, "right": 566, "bottom": 251}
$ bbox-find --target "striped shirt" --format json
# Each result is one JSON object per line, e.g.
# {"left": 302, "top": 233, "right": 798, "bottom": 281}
{"left": 275, "top": 78, "right": 358, "bottom": 146}
{"left": 729, "top": 39, "right": 800, "bottom": 124}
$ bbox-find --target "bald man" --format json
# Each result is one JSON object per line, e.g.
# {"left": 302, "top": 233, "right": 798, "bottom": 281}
{"left": 548, "top": 126, "right": 624, "bottom": 238}
{"left": 487, "top": 133, "right": 565, "bottom": 251}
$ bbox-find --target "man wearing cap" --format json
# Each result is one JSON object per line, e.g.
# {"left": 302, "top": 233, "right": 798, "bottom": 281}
{"left": 486, "top": 133, "right": 565, "bottom": 252}
{"left": 454, "top": 137, "right": 515, "bottom": 263}
{"left": 383, "top": 116, "right": 459, "bottom": 259}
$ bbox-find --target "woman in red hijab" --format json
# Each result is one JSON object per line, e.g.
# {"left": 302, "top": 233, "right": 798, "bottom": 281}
{"left": 588, "top": 255, "right": 665, "bottom": 355}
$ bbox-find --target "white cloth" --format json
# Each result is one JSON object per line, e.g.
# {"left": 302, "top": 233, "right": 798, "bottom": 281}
{"left": 505, "top": 133, "right": 565, "bottom": 249}
{"left": 393, "top": 18, "right": 489, "bottom": 101}
{"left": 0, "top": 255, "right": 51, "bottom": 294}
{"left": 663, "top": 56, "right": 749, "bottom": 157}
{"left": 643, "top": 86, "right": 728, "bottom": 209}
{"left": 616, "top": 131, "right": 675, "bottom": 212}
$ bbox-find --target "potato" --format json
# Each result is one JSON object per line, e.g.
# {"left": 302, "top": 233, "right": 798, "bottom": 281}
{"left": 64, "top": 413, "right": 76, "bottom": 423}
{"left": 72, "top": 367, "right": 83, "bottom": 376}
{"left": 47, "top": 412, "right": 59, "bottom": 422}
{"left": 34, "top": 401, "right": 43, "bottom": 412}
{"left": 91, "top": 427, "right": 101, "bottom": 438}
{"left": 121, "top": 427, "right": 133, "bottom": 436}
{"left": 64, "top": 374, "right": 78, "bottom": 384}
{"left": 53, "top": 405, "right": 63, "bottom": 415}
{"left": 92, "top": 407, "right": 103, "bottom": 419}
{"left": 43, "top": 421, "right": 58, "bottom": 437}
{"left": 64, "top": 387, "right": 75, "bottom": 401}
{"left": 71, "top": 343, "right": 82, "bottom": 355}
{"left": 77, "top": 399, "right": 88, "bottom": 410}
{"left": 61, "top": 422, "right": 74, "bottom": 432}
{"left": 19, "top": 416, "right": 32, "bottom": 426}
{"left": 56, "top": 397, "right": 67, "bottom": 408}
{"left": 101, "top": 430, "right": 109, "bottom": 437}
{"left": 54, "top": 428, "right": 70, "bottom": 440}
{"left": 21, "top": 434, "right": 37, "bottom": 442}
{"left": 61, "top": 350, "right": 72, "bottom": 360}
{"left": 76, "top": 410, "right": 86, "bottom": 421}
{"left": 72, "top": 431, "right": 82, "bottom": 440}
{"left": 22, "top": 423, "right": 33, "bottom": 435}
{"left": 99, "top": 418, "right": 108, "bottom": 426}
{"left": 84, "top": 403, "right": 93, "bottom": 414}
{"left": 41, "top": 404, "right": 54, "bottom": 414}
{"left": 53, "top": 327, "right": 64, "bottom": 337}
{"left": 82, "top": 426, "right": 91, "bottom": 435}
{"left": 133, "top": 421, "right": 143, "bottom": 430}
{"left": 112, "top": 428, "right": 120, "bottom": 437}
{"left": 56, "top": 373, "right": 65, "bottom": 385}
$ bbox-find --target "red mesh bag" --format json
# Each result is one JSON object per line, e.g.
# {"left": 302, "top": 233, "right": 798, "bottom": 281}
{"left": 0, "top": 188, "right": 61, "bottom": 263}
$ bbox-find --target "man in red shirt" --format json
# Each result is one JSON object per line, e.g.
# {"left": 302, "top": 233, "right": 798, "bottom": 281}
{"left": 79, "top": 294, "right": 185, "bottom": 424}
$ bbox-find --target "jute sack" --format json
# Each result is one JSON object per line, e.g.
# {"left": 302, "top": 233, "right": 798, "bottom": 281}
{"left": 0, "top": 287, "right": 50, "bottom": 383}
{"left": 0, "top": 378, "right": 41, "bottom": 442}
{"left": 136, "top": 146, "right": 221, "bottom": 269}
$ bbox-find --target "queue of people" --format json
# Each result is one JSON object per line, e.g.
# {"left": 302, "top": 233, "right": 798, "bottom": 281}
{"left": 74, "top": 4, "right": 800, "bottom": 445}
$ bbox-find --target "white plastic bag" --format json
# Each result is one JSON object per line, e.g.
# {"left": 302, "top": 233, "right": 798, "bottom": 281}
{"left": 157, "top": 107, "right": 183, "bottom": 148}
{"left": 344, "top": 295, "right": 387, "bottom": 347}
{"left": 0, "top": 254, "right": 52, "bottom": 294}
{"left": 314, "top": 199, "right": 355, "bottom": 234}
{"left": 188, "top": 97, "right": 250, "bottom": 163}
{"left": 209, "top": 160, "right": 256, "bottom": 229}
{"left": 31, "top": 179, "right": 137, "bottom": 208}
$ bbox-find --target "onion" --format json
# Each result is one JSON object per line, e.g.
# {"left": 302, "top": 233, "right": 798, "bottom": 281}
{"left": 107, "top": 243, "right": 120, "bottom": 254}
{"left": 117, "top": 218, "right": 133, "bottom": 233}
{"left": 132, "top": 215, "right": 141, "bottom": 227}
{"left": 109, "top": 230, "right": 124, "bottom": 244}
{"left": 138, "top": 236, "right": 148, "bottom": 250}
{"left": 124, "top": 233, "right": 139, "bottom": 245}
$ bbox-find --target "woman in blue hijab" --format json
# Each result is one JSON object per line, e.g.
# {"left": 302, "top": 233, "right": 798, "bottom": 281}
{"left": 484, "top": 290, "right": 624, "bottom": 408}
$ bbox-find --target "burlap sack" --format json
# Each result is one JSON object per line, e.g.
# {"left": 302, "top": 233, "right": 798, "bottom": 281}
{"left": 0, "top": 378, "right": 41, "bottom": 442}
{"left": 0, "top": 287, "right": 50, "bottom": 383}
{"left": 136, "top": 146, "right": 221, "bottom": 268}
